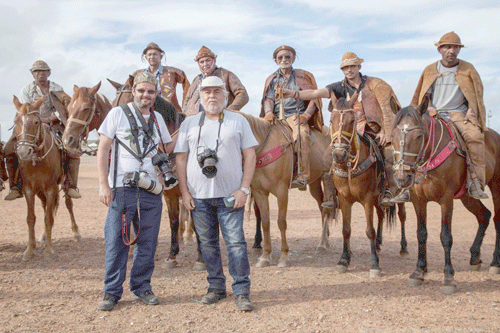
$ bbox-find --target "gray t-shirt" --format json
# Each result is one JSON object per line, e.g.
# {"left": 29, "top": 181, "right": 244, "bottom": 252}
{"left": 428, "top": 61, "right": 468, "bottom": 116}
{"left": 265, "top": 69, "right": 306, "bottom": 117}
{"left": 174, "top": 110, "right": 258, "bottom": 199}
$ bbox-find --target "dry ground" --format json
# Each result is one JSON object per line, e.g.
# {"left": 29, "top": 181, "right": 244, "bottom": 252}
{"left": 1, "top": 156, "right": 499, "bottom": 333}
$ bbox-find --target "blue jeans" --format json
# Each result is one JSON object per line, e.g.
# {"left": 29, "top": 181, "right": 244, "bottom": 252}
{"left": 192, "top": 198, "right": 251, "bottom": 296}
{"left": 103, "top": 187, "right": 162, "bottom": 299}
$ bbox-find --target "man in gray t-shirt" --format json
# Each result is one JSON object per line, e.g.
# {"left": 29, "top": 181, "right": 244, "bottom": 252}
{"left": 175, "top": 76, "right": 257, "bottom": 312}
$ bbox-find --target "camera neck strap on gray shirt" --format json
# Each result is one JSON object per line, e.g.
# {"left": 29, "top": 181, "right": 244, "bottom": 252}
{"left": 196, "top": 111, "right": 224, "bottom": 155}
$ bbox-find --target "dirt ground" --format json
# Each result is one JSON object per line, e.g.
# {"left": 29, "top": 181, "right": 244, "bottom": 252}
{"left": 0, "top": 156, "right": 499, "bottom": 333}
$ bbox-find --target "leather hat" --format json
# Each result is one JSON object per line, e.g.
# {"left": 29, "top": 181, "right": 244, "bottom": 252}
{"left": 340, "top": 52, "right": 363, "bottom": 69}
{"left": 435, "top": 31, "right": 464, "bottom": 48}
{"left": 273, "top": 45, "right": 296, "bottom": 59}
{"left": 30, "top": 60, "right": 51, "bottom": 72}
{"left": 195, "top": 46, "right": 217, "bottom": 62}
{"left": 143, "top": 42, "right": 164, "bottom": 55}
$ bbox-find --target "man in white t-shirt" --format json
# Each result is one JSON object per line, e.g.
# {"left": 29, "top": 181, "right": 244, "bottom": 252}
{"left": 175, "top": 76, "right": 257, "bottom": 311}
{"left": 96, "top": 72, "right": 175, "bottom": 311}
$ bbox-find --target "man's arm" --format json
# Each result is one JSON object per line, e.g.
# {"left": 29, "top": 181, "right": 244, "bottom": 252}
{"left": 97, "top": 134, "right": 113, "bottom": 207}
{"left": 226, "top": 72, "right": 249, "bottom": 111}
{"left": 283, "top": 87, "right": 330, "bottom": 100}
{"left": 176, "top": 151, "right": 195, "bottom": 210}
{"left": 232, "top": 146, "right": 256, "bottom": 209}
{"left": 176, "top": 70, "right": 191, "bottom": 105}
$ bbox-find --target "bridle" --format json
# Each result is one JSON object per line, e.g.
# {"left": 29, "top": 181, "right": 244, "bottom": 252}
{"left": 113, "top": 83, "right": 132, "bottom": 107}
{"left": 16, "top": 110, "right": 54, "bottom": 164}
{"left": 330, "top": 108, "right": 360, "bottom": 169}
{"left": 66, "top": 93, "right": 97, "bottom": 146}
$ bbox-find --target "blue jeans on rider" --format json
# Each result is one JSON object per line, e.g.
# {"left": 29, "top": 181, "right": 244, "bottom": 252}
{"left": 192, "top": 198, "right": 251, "bottom": 296}
{"left": 103, "top": 187, "right": 162, "bottom": 300}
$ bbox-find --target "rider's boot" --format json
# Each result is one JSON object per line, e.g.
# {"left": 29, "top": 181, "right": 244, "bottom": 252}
{"left": 4, "top": 155, "right": 22, "bottom": 200}
{"left": 321, "top": 173, "right": 336, "bottom": 209}
{"left": 468, "top": 177, "right": 488, "bottom": 200}
{"left": 65, "top": 155, "right": 81, "bottom": 199}
{"left": 291, "top": 174, "right": 307, "bottom": 190}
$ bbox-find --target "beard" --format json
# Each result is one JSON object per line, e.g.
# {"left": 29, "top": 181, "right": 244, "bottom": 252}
{"left": 279, "top": 62, "right": 292, "bottom": 69}
{"left": 202, "top": 97, "right": 227, "bottom": 114}
{"left": 134, "top": 96, "right": 154, "bottom": 109}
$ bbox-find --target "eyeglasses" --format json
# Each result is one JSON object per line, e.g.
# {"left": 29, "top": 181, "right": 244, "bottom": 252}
{"left": 136, "top": 89, "right": 156, "bottom": 95}
{"left": 277, "top": 55, "right": 292, "bottom": 60}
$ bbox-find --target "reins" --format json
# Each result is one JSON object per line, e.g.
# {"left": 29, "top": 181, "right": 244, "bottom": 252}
{"left": 66, "top": 93, "right": 98, "bottom": 150}
{"left": 16, "top": 110, "right": 56, "bottom": 165}
{"left": 330, "top": 108, "right": 361, "bottom": 180}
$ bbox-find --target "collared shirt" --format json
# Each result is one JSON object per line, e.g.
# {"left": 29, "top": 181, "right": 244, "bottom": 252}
{"left": 265, "top": 69, "right": 306, "bottom": 117}
{"left": 19, "top": 81, "right": 64, "bottom": 104}
{"left": 326, "top": 73, "right": 368, "bottom": 101}
{"left": 145, "top": 65, "right": 164, "bottom": 97}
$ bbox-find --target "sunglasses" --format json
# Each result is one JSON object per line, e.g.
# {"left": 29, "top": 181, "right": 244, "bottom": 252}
{"left": 136, "top": 89, "right": 156, "bottom": 95}
{"left": 277, "top": 55, "right": 292, "bottom": 60}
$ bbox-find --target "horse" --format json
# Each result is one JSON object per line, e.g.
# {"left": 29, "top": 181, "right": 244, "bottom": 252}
{"left": 62, "top": 82, "right": 112, "bottom": 155}
{"left": 329, "top": 98, "right": 404, "bottom": 277}
{"left": 12, "top": 96, "right": 80, "bottom": 261}
{"left": 391, "top": 95, "right": 500, "bottom": 294}
{"left": 0, "top": 142, "right": 8, "bottom": 191}
{"left": 107, "top": 76, "right": 193, "bottom": 269}
{"left": 237, "top": 111, "right": 335, "bottom": 267}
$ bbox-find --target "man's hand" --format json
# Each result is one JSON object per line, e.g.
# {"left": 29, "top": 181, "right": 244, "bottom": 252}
{"left": 99, "top": 184, "right": 113, "bottom": 207}
{"left": 181, "top": 191, "right": 195, "bottom": 210}
{"left": 232, "top": 189, "right": 248, "bottom": 209}
{"left": 264, "top": 112, "right": 276, "bottom": 122}
{"left": 282, "top": 88, "right": 295, "bottom": 99}
{"left": 298, "top": 113, "right": 310, "bottom": 125}
{"left": 375, "top": 130, "right": 387, "bottom": 146}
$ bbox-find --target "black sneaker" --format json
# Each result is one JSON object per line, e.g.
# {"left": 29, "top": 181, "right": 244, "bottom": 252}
{"left": 98, "top": 292, "right": 119, "bottom": 311}
{"left": 200, "top": 288, "right": 226, "bottom": 305}
{"left": 235, "top": 294, "right": 253, "bottom": 311}
{"left": 134, "top": 290, "right": 159, "bottom": 305}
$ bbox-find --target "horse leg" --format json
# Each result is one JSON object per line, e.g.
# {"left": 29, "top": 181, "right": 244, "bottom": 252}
{"left": 408, "top": 200, "right": 428, "bottom": 286}
{"left": 276, "top": 187, "right": 290, "bottom": 268}
{"left": 254, "top": 192, "right": 272, "bottom": 267}
{"left": 459, "top": 196, "right": 490, "bottom": 270}
{"left": 375, "top": 205, "right": 384, "bottom": 252}
{"left": 365, "top": 201, "right": 381, "bottom": 278}
{"left": 42, "top": 188, "right": 58, "bottom": 259}
{"left": 64, "top": 193, "right": 81, "bottom": 241}
{"left": 164, "top": 192, "right": 181, "bottom": 269}
{"left": 23, "top": 189, "right": 37, "bottom": 261}
{"left": 398, "top": 203, "right": 409, "bottom": 257}
{"left": 440, "top": 200, "right": 457, "bottom": 294}
{"left": 252, "top": 200, "right": 263, "bottom": 250}
{"left": 335, "top": 197, "right": 352, "bottom": 273}
{"left": 308, "top": 178, "right": 331, "bottom": 254}
{"left": 486, "top": 180, "right": 500, "bottom": 274}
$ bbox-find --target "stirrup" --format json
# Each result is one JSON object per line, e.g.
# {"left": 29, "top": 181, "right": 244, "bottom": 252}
{"left": 386, "top": 189, "right": 410, "bottom": 204}
{"left": 66, "top": 187, "right": 82, "bottom": 199}
{"left": 5, "top": 189, "right": 23, "bottom": 201}
{"left": 291, "top": 178, "right": 307, "bottom": 190}
{"left": 468, "top": 181, "right": 488, "bottom": 200}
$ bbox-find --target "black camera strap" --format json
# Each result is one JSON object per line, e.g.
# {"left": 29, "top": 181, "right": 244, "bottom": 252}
{"left": 196, "top": 111, "right": 224, "bottom": 154}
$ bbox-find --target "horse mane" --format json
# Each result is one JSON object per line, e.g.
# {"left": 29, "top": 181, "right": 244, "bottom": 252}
{"left": 392, "top": 105, "right": 428, "bottom": 134}
{"left": 335, "top": 97, "right": 351, "bottom": 110}
{"left": 232, "top": 111, "right": 270, "bottom": 140}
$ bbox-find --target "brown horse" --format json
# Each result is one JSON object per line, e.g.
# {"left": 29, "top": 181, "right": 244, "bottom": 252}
{"left": 12, "top": 96, "right": 80, "bottom": 261}
{"left": 391, "top": 96, "right": 500, "bottom": 294}
{"left": 237, "top": 111, "right": 335, "bottom": 267}
{"left": 329, "top": 98, "right": 403, "bottom": 277}
{"left": 0, "top": 142, "right": 8, "bottom": 191}
{"left": 62, "top": 82, "right": 112, "bottom": 155}
{"left": 107, "top": 77, "right": 192, "bottom": 268}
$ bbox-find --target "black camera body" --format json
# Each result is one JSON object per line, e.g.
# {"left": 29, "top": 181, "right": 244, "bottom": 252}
{"left": 197, "top": 148, "right": 218, "bottom": 178}
{"left": 152, "top": 153, "right": 178, "bottom": 187}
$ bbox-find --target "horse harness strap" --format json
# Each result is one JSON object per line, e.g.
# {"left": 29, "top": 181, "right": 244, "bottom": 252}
{"left": 66, "top": 94, "right": 97, "bottom": 143}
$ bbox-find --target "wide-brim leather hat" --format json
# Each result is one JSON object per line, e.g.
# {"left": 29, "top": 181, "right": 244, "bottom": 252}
{"left": 435, "top": 31, "right": 464, "bottom": 48}
{"left": 273, "top": 45, "right": 296, "bottom": 59}
{"left": 195, "top": 46, "right": 217, "bottom": 62}
{"left": 143, "top": 42, "right": 164, "bottom": 55}
{"left": 30, "top": 60, "right": 51, "bottom": 72}
{"left": 340, "top": 52, "right": 363, "bottom": 69}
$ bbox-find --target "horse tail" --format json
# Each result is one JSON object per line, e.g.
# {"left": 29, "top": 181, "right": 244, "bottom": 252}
{"left": 384, "top": 205, "right": 396, "bottom": 230}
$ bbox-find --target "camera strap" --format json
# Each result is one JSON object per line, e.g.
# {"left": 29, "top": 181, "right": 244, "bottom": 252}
{"left": 196, "top": 111, "right": 224, "bottom": 154}
{"left": 121, "top": 187, "right": 141, "bottom": 246}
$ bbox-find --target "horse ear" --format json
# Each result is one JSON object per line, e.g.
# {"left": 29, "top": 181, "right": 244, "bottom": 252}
{"left": 89, "top": 81, "right": 101, "bottom": 96}
{"left": 129, "top": 75, "right": 135, "bottom": 87}
{"left": 13, "top": 96, "right": 22, "bottom": 111}
{"left": 73, "top": 85, "right": 80, "bottom": 92}
{"left": 390, "top": 96, "right": 401, "bottom": 114}
{"left": 31, "top": 97, "right": 44, "bottom": 110}
{"left": 107, "top": 78, "right": 122, "bottom": 90}
{"left": 417, "top": 94, "right": 430, "bottom": 115}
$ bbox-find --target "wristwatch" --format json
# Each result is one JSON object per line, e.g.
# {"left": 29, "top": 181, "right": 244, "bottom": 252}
{"left": 240, "top": 187, "right": 250, "bottom": 195}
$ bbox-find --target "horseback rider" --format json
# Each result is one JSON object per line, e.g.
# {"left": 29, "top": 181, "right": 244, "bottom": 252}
{"left": 262, "top": 45, "right": 323, "bottom": 190}
{"left": 133, "top": 42, "right": 190, "bottom": 113}
{"left": 283, "top": 52, "right": 405, "bottom": 203}
{"left": 4, "top": 60, "right": 81, "bottom": 200}
{"left": 182, "top": 46, "right": 249, "bottom": 117}
{"left": 411, "top": 31, "right": 488, "bottom": 200}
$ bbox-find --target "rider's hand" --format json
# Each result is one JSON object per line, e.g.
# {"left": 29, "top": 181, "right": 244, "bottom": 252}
{"left": 264, "top": 112, "right": 276, "bottom": 122}
{"left": 282, "top": 89, "right": 295, "bottom": 98}
{"left": 298, "top": 113, "right": 311, "bottom": 125}
{"left": 375, "top": 131, "right": 387, "bottom": 147}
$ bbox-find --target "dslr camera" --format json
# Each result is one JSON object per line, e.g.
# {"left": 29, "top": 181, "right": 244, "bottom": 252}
{"left": 123, "top": 171, "right": 163, "bottom": 195}
{"left": 152, "top": 153, "right": 178, "bottom": 188}
{"left": 197, "top": 148, "right": 218, "bottom": 178}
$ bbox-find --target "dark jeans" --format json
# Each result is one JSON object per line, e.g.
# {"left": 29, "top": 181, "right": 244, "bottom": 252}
{"left": 103, "top": 187, "right": 162, "bottom": 299}
{"left": 192, "top": 198, "right": 251, "bottom": 296}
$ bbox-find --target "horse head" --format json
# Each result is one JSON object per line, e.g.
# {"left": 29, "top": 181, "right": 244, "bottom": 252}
{"left": 13, "top": 96, "right": 44, "bottom": 161}
{"left": 329, "top": 98, "right": 358, "bottom": 164}
{"left": 108, "top": 75, "right": 134, "bottom": 107}
{"left": 391, "top": 95, "right": 431, "bottom": 189}
{"left": 63, "top": 82, "right": 101, "bottom": 154}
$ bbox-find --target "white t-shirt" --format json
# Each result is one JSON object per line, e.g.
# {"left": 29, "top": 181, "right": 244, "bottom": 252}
{"left": 428, "top": 61, "right": 468, "bottom": 115}
{"left": 174, "top": 110, "right": 258, "bottom": 199}
{"left": 98, "top": 103, "right": 172, "bottom": 188}
{"left": 19, "top": 81, "right": 65, "bottom": 104}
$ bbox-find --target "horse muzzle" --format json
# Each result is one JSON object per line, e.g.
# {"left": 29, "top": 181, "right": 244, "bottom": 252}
{"left": 16, "top": 145, "right": 35, "bottom": 161}
{"left": 394, "top": 171, "right": 414, "bottom": 190}
{"left": 62, "top": 134, "right": 80, "bottom": 154}
{"left": 332, "top": 144, "right": 349, "bottom": 164}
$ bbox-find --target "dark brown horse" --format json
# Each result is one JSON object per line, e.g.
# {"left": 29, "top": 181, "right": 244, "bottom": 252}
{"left": 13, "top": 96, "right": 80, "bottom": 261}
{"left": 62, "top": 82, "right": 112, "bottom": 155}
{"left": 237, "top": 111, "right": 335, "bottom": 267}
{"left": 391, "top": 96, "right": 500, "bottom": 294}
{"left": 329, "top": 98, "right": 404, "bottom": 277}
{"left": 107, "top": 77, "right": 190, "bottom": 269}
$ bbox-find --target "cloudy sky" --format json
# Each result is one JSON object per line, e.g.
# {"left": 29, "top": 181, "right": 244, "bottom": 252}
{"left": 1, "top": 0, "right": 499, "bottom": 141}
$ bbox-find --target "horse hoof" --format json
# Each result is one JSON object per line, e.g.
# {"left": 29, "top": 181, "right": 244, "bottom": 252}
{"left": 334, "top": 265, "right": 347, "bottom": 274}
{"left": 192, "top": 262, "right": 206, "bottom": 271}
{"left": 22, "top": 252, "right": 35, "bottom": 261}
{"left": 488, "top": 266, "right": 500, "bottom": 274}
{"left": 400, "top": 251, "right": 410, "bottom": 259}
{"left": 164, "top": 259, "right": 178, "bottom": 270}
{"left": 43, "top": 251, "right": 57, "bottom": 259}
{"left": 470, "top": 263, "right": 481, "bottom": 272}
{"left": 73, "top": 233, "right": 82, "bottom": 242}
{"left": 441, "top": 284, "right": 457, "bottom": 295}
{"left": 370, "top": 269, "right": 382, "bottom": 278}
{"left": 315, "top": 246, "right": 327, "bottom": 255}
{"left": 277, "top": 259, "right": 289, "bottom": 268}
{"left": 252, "top": 248, "right": 263, "bottom": 255}
{"left": 256, "top": 258, "right": 271, "bottom": 268}
{"left": 407, "top": 278, "right": 423, "bottom": 286}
